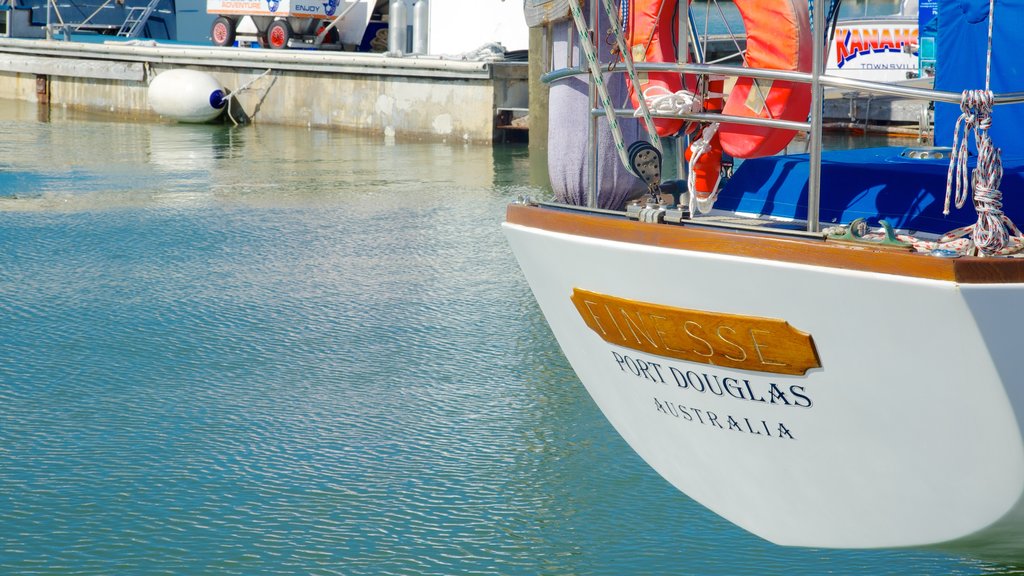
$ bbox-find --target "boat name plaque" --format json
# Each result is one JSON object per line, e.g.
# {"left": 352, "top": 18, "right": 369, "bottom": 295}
{"left": 571, "top": 289, "right": 821, "bottom": 376}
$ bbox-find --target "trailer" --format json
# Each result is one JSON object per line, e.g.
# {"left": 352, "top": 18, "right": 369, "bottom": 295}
{"left": 206, "top": 0, "right": 373, "bottom": 49}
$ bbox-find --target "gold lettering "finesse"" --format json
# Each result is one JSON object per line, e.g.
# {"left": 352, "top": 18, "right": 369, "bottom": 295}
{"left": 571, "top": 288, "right": 821, "bottom": 376}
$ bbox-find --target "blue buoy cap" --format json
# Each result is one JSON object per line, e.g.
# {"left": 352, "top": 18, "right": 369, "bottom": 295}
{"left": 209, "top": 89, "right": 227, "bottom": 110}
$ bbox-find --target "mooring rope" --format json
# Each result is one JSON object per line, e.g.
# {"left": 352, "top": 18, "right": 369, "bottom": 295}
{"left": 222, "top": 68, "right": 274, "bottom": 126}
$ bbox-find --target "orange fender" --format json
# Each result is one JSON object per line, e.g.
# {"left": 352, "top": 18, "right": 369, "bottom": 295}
{"left": 685, "top": 130, "right": 722, "bottom": 203}
{"left": 719, "top": 0, "right": 813, "bottom": 159}
{"left": 686, "top": 77, "right": 724, "bottom": 203}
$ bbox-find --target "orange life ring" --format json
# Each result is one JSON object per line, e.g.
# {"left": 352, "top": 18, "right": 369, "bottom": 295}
{"left": 623, "top": 0, "right": 694, "bottom": 137}
{"left": 719, "top": 0, "right": 813, "bottom": 159}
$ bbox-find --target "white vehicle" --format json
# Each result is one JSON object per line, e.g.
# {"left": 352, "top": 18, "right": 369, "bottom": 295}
{"left": 826, "top": 0, "right": 921, "bottom": 82}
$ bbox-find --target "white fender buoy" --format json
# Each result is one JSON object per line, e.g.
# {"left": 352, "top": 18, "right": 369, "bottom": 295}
{"left": 148, "top": 69, "right": 227, "bottom": 123}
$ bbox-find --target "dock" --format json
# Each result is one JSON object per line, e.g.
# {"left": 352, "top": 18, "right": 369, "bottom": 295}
{"left": 0, "top": 33, "right": 931, "bottom": 145}
{"left": 822, "top": 77, "right": 934, "bottom": 140}
{"left": 0, "top": 37, "right": 528, "bottom": 144}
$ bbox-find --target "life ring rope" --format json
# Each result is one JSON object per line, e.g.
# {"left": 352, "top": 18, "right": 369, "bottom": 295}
{"left": 687, "top": 122, "right": 722, "bottom": 214}
{"left": 622, "top": 0, "right": 690, "bottom": 138}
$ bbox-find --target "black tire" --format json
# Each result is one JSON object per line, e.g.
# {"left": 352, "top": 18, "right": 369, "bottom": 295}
{"left": 266, "top": 20, "right": 290, "bottom": 49}
{"left": 210, "top": 16, "right": 235, "bottom": 47}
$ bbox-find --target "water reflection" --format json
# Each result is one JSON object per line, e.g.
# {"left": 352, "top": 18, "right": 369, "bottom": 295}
{"left": 148, "top": 123, "right": 236, "bottom": 174}
{"left": 0, "top": 99, "right": 1017, "bottom": 575}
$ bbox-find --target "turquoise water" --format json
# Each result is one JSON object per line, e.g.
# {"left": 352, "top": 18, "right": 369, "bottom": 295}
{"left": 0, "top": 99, "right": 1016, "bottom": 575}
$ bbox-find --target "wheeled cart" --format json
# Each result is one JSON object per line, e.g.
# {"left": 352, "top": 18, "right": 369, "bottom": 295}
{"left": 207, "top": 0, "right": 373, "bottom": 49}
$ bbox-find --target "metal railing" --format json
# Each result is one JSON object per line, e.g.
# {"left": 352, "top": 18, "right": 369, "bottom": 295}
{"left": 545, "top": 6, "right": 1024, "bottom": 233}
{"left": 543, "top": 62, "right": 1024, "bottom": 107}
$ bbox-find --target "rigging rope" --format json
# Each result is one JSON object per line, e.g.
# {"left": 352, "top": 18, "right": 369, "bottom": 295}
{"left": 597, "top": 0, "right": 663, "bottom": 150}
{"left": 565, "top": 0, "right": 661, "bottom": 179}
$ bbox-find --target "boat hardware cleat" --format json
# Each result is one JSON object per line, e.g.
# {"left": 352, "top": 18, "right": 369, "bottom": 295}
{"left": 626, "top": 198, "right": 669, "bottom": 223}
{"left": 900, "top": 146, "right": 954, "bottom": 160}
{"left": 826, "top": 218, "right": 914, "bottom": 251}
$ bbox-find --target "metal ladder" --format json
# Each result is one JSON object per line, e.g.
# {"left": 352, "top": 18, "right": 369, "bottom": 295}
{"left": 116, "top": 0, "right": 159, "bottom": 38}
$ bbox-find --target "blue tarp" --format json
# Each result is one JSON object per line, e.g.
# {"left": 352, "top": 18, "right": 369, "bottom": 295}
{"left": 713, "top": 1, "right": 1024, "bottom": 233}
{"left": 715, "top": 147, "right": 1024, "bottom": 234}
{"left": 934, "top": 0, "right": 1024, "bottom": 154}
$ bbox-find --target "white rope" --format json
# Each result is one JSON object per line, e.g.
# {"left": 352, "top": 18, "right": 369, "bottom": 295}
{"left": 939, "top": 89, "right": 1024, "bottom": 256}
{"left": 222, "top": 68, "right": 273, "bottom": 102}
{"left": 687, "top": 122, "right": 722, "bottom": 215}
{"left": 986, "top": 0, "right": 995, "bottom": 91}
{"left": 223, "top": 68, "right": 274, "bottom": 126}
{"left": 636, "top": 85, "right": 704, "bottom": 118}
{"left": 848, "top": 90, "right": 1023, "bottom": 257}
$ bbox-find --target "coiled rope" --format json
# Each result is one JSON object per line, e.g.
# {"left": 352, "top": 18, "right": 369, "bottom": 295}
{"left": 638, "top": 85, "right": 703, "bottom": 118}
{"left": 839, "top": 89, "right": 1023, "bottom": 256}
{"left": 838, "top": 0, "right": 1024, "bottom": 257}
{"left": 932, "top": 0, "right": 1024, "bottom": 257}
{"left": 934, "top": 89, "right": 1023, "bottom": 256}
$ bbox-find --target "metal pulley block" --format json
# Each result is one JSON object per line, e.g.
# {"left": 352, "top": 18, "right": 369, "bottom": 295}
{"left": 627, "top": 141, "right": 662, "bottom": 192}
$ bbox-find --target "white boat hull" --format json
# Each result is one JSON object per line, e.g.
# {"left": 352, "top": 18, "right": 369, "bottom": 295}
{"left": 504, "top": 209, "right": 1024, "bottom": 555}
{"left": 827, "top": 17, "right": 920, "bottom": 83}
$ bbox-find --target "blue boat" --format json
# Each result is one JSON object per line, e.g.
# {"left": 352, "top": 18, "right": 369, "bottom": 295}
{"left": 0, "top": 0, "right": 213, "bottom": 42}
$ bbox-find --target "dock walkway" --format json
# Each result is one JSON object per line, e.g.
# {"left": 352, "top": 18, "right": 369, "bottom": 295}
{"left": 0, "top": 37, "right": 527, "bottom": 143}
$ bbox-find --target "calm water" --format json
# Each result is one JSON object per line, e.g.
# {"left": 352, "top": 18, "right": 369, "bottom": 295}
{"left": 0, "top": 99, "right": 1017, "bottom": 575}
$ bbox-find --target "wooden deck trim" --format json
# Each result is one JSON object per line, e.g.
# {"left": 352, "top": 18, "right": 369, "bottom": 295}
{"left": 506, "top": 203, "right": 1024, "bottom": 284}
